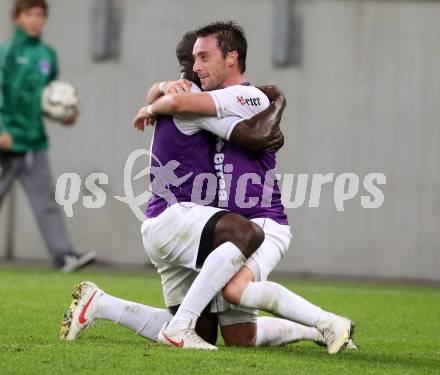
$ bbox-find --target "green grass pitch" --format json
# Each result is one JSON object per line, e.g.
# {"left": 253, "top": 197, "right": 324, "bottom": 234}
{"left": 0, "top": 268, "right": 439, "bottom": 374}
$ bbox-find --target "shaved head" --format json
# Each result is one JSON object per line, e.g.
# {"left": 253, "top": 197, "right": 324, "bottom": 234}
{"left": 176, "top": 31, "right": 200, "bottom": 85}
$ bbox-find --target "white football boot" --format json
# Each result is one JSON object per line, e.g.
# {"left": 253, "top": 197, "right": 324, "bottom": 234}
{"left": 345, "top": 338, "right": 359, "bottom": 350}
{"left": 60, "top": 281, "right": 104, "bottom": 340}
{"left": 157, "top": 322, "right": 217, "bottom": 350}
{"left": 315, "top": 334, "right": 358, "bottom": 350}
{"left": 317, "top": 313, "right": 354, "bottom": 354}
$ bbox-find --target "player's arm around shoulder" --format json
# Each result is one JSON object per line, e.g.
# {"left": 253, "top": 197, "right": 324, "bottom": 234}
{"left": 150, "top": 91, "right": 217, "bottom": 116}
{"left": 229, "top": 85, "right": 286, "bottom": 151}
{"left": 151, "top": 84, "right": 269, "bottom": 119}
{"left": 147, "top": 82, "right": 164, "bottom": 104}
{"left": 147, "top": 79, "right": 193, "bottom": 104}
{"left": 133, "top": 82, "right": 216, "bottom": 131}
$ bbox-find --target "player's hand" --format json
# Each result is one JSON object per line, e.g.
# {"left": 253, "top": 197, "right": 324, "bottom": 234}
{"left": 0, "top": 132, "right": 13, "bottom": 150}
{"left": 265, "top": 128, "right": 284, "bottom": 152}
{"left": 259, "top": 85, "right": 287, "bottom": 115}
{"left": 62, "top": 112, "right": 78, "bottom": 126}
{"left": 258, "top": 85, "right": 284, "bottom": 102}
{"left": 133, "top": 106, "right": 156, "bottom": 131}
{"left": 162, "top": 79, "right": 192, "bottom": 94}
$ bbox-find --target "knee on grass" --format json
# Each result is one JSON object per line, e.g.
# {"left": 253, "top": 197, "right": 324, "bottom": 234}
{"left": 221, "top": 323, "right": 256, "bottom": 347}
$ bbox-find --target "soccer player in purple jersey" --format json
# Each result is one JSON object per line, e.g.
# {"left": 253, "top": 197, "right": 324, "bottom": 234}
{"left": 60, "top": 31, "right": 288, "bottom": 350}
{"left": 60, "top": 31, "right": 333, "bottom": 351}
{"left": 135, "top": 21, "right": 355, "bottom": 353}
{"left": 61, "top": 24, "right": 356, "bottom": 353}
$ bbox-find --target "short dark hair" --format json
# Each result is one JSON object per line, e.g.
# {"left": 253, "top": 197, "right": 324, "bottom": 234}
{"left": 176, "top": 31, "right": 200, "bottom": 86}
{"left": 176, "top": 31, "right": 197, "bottom": 66}
{"left": 195, "top": 20, "right": 247, "bottom": 73}
{"left": 12, "top": 0, "right": 48, "bottom": 19}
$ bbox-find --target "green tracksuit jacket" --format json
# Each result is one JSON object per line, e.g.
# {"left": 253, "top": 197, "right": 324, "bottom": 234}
{"left": 0, "top": 26, "right": 58, "bottom": 153}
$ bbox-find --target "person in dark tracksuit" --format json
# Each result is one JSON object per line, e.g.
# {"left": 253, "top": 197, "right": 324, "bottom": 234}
{"left": 0, "top": 0, "right": 95, "bottom": 272}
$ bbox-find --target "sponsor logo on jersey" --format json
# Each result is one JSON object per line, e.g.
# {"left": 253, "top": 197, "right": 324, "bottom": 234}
{"left": 237, "top": 96, "right": 261, "bottom": 106}
{"left": 214, "top": 138, "right": 228, "bottom": 203}
{"left": 216, "top": 138, "right": 224, "bottom": 152}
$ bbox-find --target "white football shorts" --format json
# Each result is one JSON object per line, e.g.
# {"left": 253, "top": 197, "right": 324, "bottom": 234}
{"left": 215, "top": 218, "right": 292, "bottom": 326}
{"left": 141, "top": 202, "right": 225, "bottom": 307}
{"left": 143, "top": 208, "right": 292, "bottom": 325}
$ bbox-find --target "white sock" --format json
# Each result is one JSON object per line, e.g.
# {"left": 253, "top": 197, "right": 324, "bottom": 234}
{"left": 239, "top": 281, "right": 323, "bottom": 327}
{"left": 169, "top": 242, "right": 246, "bottom": 330}
{"left": 96, "top": 293, "right": 172, "bottom": 341}
{"left": 255, "top": 316, "right": 322, "bottom": 347}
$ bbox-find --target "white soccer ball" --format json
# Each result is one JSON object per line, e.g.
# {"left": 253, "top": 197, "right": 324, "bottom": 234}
{"left": 42, "top": 81, "right": 79, "bottom": 123}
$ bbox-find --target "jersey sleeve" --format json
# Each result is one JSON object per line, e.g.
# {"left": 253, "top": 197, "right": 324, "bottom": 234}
{"left": 193, "top": 115, "right": 242, "bottom": 140}
{"left": 174, "top": 112, "right": 242, "bottom": 140}
{"left": 0, "top": 41, "right": 12, "bottom": 133}
{"left": 173, "top": 83, "right": 243, "bottom": 140}
{"left": 48, "top": 48, "right": 59, "bottom": 82}
{"left": 174, "top": 84, "right": 269, "bottom": 140}
{"left": 207, "top": 85, "right": 270, "bottom": 119}
{"left": 172, "top": 82, "right": 203, "bottom": 135}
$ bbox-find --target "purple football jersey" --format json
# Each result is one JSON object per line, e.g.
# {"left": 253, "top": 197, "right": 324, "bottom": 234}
{"left": 146, "top": 82, "right": 288, "bottom": 225}
{"left": 213, "top": 138, "right": 288, "bottom": 225}
{"left": 146, "top": 115, "right": 216, "bottom": 218}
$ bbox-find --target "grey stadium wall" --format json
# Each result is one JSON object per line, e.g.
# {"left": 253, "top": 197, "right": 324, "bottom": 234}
{"left": 0, "top": 0, "right": 439, "bottom": 281}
